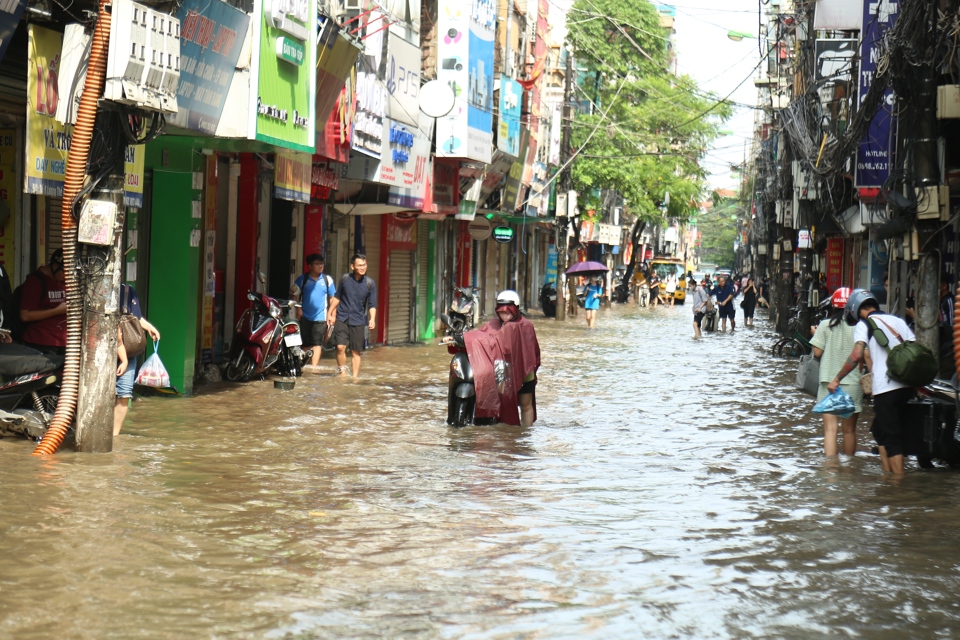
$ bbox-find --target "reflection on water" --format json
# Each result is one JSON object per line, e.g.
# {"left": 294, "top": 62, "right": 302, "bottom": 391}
{"left": 2, "top": 304, "right": 960, "bottom": 639}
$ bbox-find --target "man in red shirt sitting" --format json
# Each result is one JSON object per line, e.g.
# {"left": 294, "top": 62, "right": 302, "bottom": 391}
{"left": 20, "top": 249, "right": 67, "bottom": 355}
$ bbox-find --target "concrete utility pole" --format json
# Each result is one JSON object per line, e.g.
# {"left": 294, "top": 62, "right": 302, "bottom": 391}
{"left": 556, "top": 46, "right": 574, "bottom": 321}
{"left": 914, "top": 75, "right": 941, "bottom": 354}
{"left": 75, "top": 158, "right": 126, "bottom": 453}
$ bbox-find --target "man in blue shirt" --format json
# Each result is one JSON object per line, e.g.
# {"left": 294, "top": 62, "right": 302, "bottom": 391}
{"left": 291, "top": 254, "right": 336, "bottom": 373}
{"left": 326, "top": 254, "right": 377, "bottom": 378}
{"left": 711, "top": 274, "right": 736, "bottom": 332}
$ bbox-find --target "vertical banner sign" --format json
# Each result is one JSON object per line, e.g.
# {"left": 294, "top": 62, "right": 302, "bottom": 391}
{"left": 26, "top": 26, "right": 145, "bottom": 205}
{"left": 315, "top": 18, "right": 362, "bottom": 127}
{"left": 466, "top": 0, "right": 495, "bottom": 162}
{"left": 548, "top": 105, "right": 561, "bottom": 166}
{"left": 352, "top": 11, "right": 386, "bottom": 158}
{"left": 825, "top": 237, "right": 844, "bottom": 292}
{"left": 435, "top": 5, "right": 469, "bottom": 159}
{"left": 497, "top": 77, "right": 521, "bottom": 157}
{"left": 250, "top": 0, "right": 317, "bottom": 151}
{"left": 173, "top": 0, "right": 250, "bottom": 135}
{"left": 384, "top": 27, "right": 420, "bottom": 127}
{"left": 0, "top": 129, "right": 17, "bottom": 278}
{"left": 856, "top": 0, "right": 898, "bottom": 188}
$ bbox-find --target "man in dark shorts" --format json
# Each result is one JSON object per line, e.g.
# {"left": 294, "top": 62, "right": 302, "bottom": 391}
{"left": 291, "top": 254, "right": 336, "bottom": 373}
{"left": 711, "top": 274, "right": 736, "bottom": 332}
{"left": 326, "top": 254, "right": 377, "bottom": 378}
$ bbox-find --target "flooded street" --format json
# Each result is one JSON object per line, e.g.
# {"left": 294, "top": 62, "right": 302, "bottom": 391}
{"left": 4, "top": 303, "right": 960, "bottom": 639}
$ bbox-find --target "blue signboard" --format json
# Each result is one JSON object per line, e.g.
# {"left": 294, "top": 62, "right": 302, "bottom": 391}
{"left": 173, "top": 1, "right": 251, "bottom": 135}
{"left": 498, "top": 77, "right": 522, "bottom": 157}
{"left": 545, "top": 245, "right": 557, "bottom": 284}
{"left": 855, "top": 0, "right": 898, "bottom": 188}
{"left": 0, "top": 0, "right": 26, "bottom": 65}
{"left": 466, "top": 0, "right": 496, "bottom": 161}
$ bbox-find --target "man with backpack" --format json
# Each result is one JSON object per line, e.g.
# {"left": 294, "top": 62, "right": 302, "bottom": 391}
{"left": 18, "top": 249, "right": 67, "bottom": 354}
{"left": 291, "top": 254, "right": 337, "bottom": 374}
{"left": 326, "top": 253, "right": 377, "bottom": 378}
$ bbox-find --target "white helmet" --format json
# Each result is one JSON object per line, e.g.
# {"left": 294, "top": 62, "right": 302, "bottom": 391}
{"left": 496, "top": 290, "right": 521, "bottom": 306}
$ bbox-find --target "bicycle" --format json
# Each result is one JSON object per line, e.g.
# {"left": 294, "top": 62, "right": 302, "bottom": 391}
{"left": 772, "top": 306, "right": 817, "bottom": 357}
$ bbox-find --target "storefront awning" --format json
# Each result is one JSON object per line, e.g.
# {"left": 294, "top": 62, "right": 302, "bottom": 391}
{"left": 332, "top": 203, "right": 418, "bottom": 216}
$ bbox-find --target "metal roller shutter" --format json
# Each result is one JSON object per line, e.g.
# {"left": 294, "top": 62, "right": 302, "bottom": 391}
{"left": 417, "top": 219, "right": 429, "bottom": 337}
{"left": 387, "top": 250, "right": 413, "bottom": 344}
{"left": 46, "top": 198, "right": 63, "bottom": 255}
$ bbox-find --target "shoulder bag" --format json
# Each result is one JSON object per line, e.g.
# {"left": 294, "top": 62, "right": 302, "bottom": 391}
{"left": 119, "top": 287, "right": 147, "bottom": 357}
{"left": 795, "top": 353, "right": 820, "bottom": 397}
{"left": 868, "top": 317, "right": 938, "bottom": 387}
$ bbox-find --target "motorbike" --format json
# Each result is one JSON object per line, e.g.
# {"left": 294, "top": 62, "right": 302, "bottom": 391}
{"left": 439, "top": 313, "right": 498, "bottom": 428}
{"left": 225, "top": 291, "right": 311, "bottom": 382}
{"left": 447, "top": 286, "right": 480, "bottom": 332}
{"left": 540, "top": 282, "right": 557, "bottom": 317}
{"left": 0, "top": 341, "right": 62, "bottom": 440}
{"left": 907, "top": 379, "right": 960, "bottom": 468}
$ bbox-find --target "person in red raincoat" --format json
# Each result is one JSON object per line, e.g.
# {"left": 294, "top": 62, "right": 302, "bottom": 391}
{"left": 463, "top": 290, "right": 541, "bottom": 426}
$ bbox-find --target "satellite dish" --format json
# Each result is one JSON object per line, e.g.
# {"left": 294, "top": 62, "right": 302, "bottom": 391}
{"left": 419, "top": 80, "right": 456, "bottom": 118}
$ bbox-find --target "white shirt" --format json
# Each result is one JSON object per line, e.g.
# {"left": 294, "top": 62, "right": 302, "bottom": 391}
{"left": 853, "top": 312, "right": 915, "bottom": 396}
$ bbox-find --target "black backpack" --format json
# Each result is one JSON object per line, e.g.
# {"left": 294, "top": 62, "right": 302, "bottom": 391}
{"left": 9, "top": 272, "right": 46, "bottom": 342}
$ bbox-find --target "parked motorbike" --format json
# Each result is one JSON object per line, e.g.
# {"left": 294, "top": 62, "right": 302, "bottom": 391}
{"left": 0, "top": 341, "right": 62, "bottom": 440}
{"left": 447, "top": 286, "right": 480, "bottom": 332}
{"left": 225, "top": 291, "right": 310, "bottom": 382}
{"left": 540, "top": 282, "right": 557, "bottom": 317}
{"left": 907, "top": 379, "right": 960, "bottom": 467}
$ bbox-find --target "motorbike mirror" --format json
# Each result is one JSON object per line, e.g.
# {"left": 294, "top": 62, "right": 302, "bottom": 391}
{"left": 257, "top": 272, "right": 266, "bottom": 284}
{"left": 247, "top": 292, "right": 258, "bottom": 301}
{"left": 440, "top": 313, "right": 452, "bottom": 326}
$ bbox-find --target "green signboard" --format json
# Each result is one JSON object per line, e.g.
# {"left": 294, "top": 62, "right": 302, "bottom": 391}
{"left": 493, "top": 225, "right": 515, "bottom": 244}
{"left": 249, "top": 0, "right": 316, "bottom": 152}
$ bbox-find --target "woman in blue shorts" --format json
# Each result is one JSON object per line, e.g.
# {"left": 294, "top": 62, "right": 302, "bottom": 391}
{"left": 584, "top": 277, "right": 605, "bottom": 328}
{"left": 116, "top": 284, "right": 160, "bottom": 436}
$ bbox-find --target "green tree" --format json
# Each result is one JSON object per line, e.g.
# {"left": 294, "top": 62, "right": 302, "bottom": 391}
{"left": 697, "top": 196, "right": 738, "bottom": 268}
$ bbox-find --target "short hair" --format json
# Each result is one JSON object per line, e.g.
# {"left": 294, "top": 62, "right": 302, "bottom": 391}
{"left": 351, "top": 253, "right": 367, "bottom": 265}
{"left": 305, "top": 253, "right": 324, "bottom": 264}
{"left": 861, "top": 299, "right": 880, "bottom": 313}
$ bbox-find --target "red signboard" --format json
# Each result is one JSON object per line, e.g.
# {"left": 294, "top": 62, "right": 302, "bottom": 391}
{"left": 825, "top": 237, "right": 844, "bottom": 292}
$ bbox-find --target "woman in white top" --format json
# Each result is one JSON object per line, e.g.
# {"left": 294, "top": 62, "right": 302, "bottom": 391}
{"left": 809, "top": 288, "right": 864, "bottom": 456}
{"left": 664, "top": 273, "right": 677, "bottom": 306}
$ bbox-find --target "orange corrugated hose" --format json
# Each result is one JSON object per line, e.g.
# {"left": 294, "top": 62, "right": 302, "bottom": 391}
{"left": 955, "top": 289, "right": 960, "bottom": 374}
{"left": 33, "top": 0, "right": 111, "bottom": 455}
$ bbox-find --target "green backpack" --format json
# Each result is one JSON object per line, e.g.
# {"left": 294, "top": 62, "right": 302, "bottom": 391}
{"left": 866, "top": 316, "right": 938, "bottom": 387}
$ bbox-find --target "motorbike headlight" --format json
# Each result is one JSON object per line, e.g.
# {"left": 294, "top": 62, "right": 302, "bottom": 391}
{"left": 451, "top": 359, "right": 464, "bottom": 378}
{"left": 269, "top": 302, "right": 281, "bottom": 318}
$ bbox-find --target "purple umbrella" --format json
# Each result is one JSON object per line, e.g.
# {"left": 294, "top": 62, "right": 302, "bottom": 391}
{"left": 565, "top": 261, "right": 610, "bottom": 277}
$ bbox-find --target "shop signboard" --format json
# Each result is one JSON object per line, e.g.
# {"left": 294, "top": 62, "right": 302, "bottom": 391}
{"left": 493, "top": 225, "right": 514, "bottom": 244}
{"left": 497, "top": 77, "right": 522, "bottom": 157}
{"left": 548, "top": 105, "right": 561, "bottom": 166}
{"left": 545, "top": 245, "right": 557, "bottom": 283}
{"left": 352, "top": 10, "right": 387, "bottom": 158}
{"left": 436, "top": 0, "right": 495, "bottom": 163}
{"left": 384, "top": 214, "right": 417, "bottom": 251}
{"left": 172, "top": 0, "right": 250, "bottom": 135}
{"left": 274, "top": 150, "right": 312, "bottom": 202}
{"left": 467, "top": 217, "right": 492, "bottom": 240}
{"left": 385, "top": 27, "right": 420, "bottom": 127}
{"left": 385, "top": 117, "right": 434, "bottom": 210}
{"left": 26, "top": 26, "right": 145, "bottom": 206}
{"left": 311, "top": 159, "right": 339, "bottom": 199}
{"left": 502, "top": 127, "right": 530, "bottom": 213}
{"left": 315, "top": 84, "right": 355, "bottom": 163}
{"left": 0, "top": 0, "right": 27, "bottom": 64}
{"left": 315, "top": 19, "right": 362, "bottom": 127}
{"left": 856, "top": 0, "right": 898, "bottom": 188}
{"left": 249, "top": 0, "right": 317, "bottom": 152}
{"left": 432, "top": 159, "right": 459, "bottom": 214}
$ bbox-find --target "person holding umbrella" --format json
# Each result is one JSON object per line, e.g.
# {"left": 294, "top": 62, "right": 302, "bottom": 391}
{"left": 565, "top": 261, "right": 610, "bottom": 321}
{"left": 583, "top": 276, "right": 606, "bottom": 328}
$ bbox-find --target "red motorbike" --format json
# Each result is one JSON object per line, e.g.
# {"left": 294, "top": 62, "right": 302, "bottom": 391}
{"left": 225, "top": 291, "right": 310, "bottom": 382}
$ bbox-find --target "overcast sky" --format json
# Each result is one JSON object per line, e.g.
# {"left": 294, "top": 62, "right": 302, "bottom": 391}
{"left": 672, "top": 0, "right": 763, "bottom": 193}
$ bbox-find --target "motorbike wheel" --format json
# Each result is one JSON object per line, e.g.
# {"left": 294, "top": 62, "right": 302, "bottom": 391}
{"left": 453, "top": 397, "right": 474, "bottom": 428}
{"left": 225, "top": 352, "right": 256, "bottom": 382}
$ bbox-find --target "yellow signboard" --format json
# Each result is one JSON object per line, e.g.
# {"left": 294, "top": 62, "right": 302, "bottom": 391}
{"left": 273, "top": 150, "right": 311, "bottom": 203}
{"left": 0, "top": 128, "right": 17, "bottom": 281}
{"left": 26, "top": 25, "right": 145, "bottom": 207}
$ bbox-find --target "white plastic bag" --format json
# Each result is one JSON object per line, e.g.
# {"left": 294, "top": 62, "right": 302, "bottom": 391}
{"left": 136, "top": 340, "right": 170, "bottom": 388}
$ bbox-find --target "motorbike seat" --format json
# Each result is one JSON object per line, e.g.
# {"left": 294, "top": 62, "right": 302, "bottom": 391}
{"left": 0, "top": 344, "right": 64, "bottom": 377}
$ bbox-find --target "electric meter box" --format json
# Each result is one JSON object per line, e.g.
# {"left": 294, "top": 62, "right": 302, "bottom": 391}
{"left": 78, "top": 199, "right": 119, "bottom": 245}
{"left": 104, "top": 0, "right": 180, "bottom": 114}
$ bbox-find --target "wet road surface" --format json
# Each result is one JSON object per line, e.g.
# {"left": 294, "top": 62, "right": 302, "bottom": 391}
{"left": 3, "top": 303, "right": 960, "bottom": 638}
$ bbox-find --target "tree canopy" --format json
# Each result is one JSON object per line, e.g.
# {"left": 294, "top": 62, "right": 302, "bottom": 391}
{"left": 565, "top": 0, "right": 731, "bottom": 224}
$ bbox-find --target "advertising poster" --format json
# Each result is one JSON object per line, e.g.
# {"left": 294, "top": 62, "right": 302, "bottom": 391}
{"left": 498, "top": 77, "right": 521, "bottom": 157}
{"left": 249, "top": 0, "right": 317, "bottom": 152}
{"left": 466, "top": 0, "right": 495, "bottom": 162}
{"left": 315, "top": 16, "right": 362, "bottom": 127}
{"left": 0, "top": 129, "right": 17, "bottom": 278}
{"left": 856, "top": 0, "right": 898, "bottom": 188}
{"left": 26, "top": 25, "right": 144, "bottom": 206}
{"left": 172, "top": 0, "right": 250, "bottom": 135}
{"left": 274, "top": 150, "right": 312, "bottom": 203}
{"left": 435, "top": 4, "right": 470, "bottom": 159}
{"left": 825, "top": 237, "right": 844, "bottom": 292}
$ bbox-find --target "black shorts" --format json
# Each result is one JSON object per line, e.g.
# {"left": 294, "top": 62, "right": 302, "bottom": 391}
{"left": 299, "top": 318, "right": 326, "bottom": 346}
{"left": 333, "top": 321, "right": 366, "bottom": 353}
{"left": 519, "top": 378, "right": 537, "bottom": 395}
{"left": 871, "top": 386, "right": 915, "bottom": 458}
{"left": 718, "top": 305, "right": 735, "bottom": 320}
{"left": 694, "top": 311, "right": 705, "bottom": 327}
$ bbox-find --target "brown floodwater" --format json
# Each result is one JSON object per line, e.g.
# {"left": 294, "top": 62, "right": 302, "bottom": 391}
{"left": 2, "top": 303, "right": 960, "bottom": 639}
